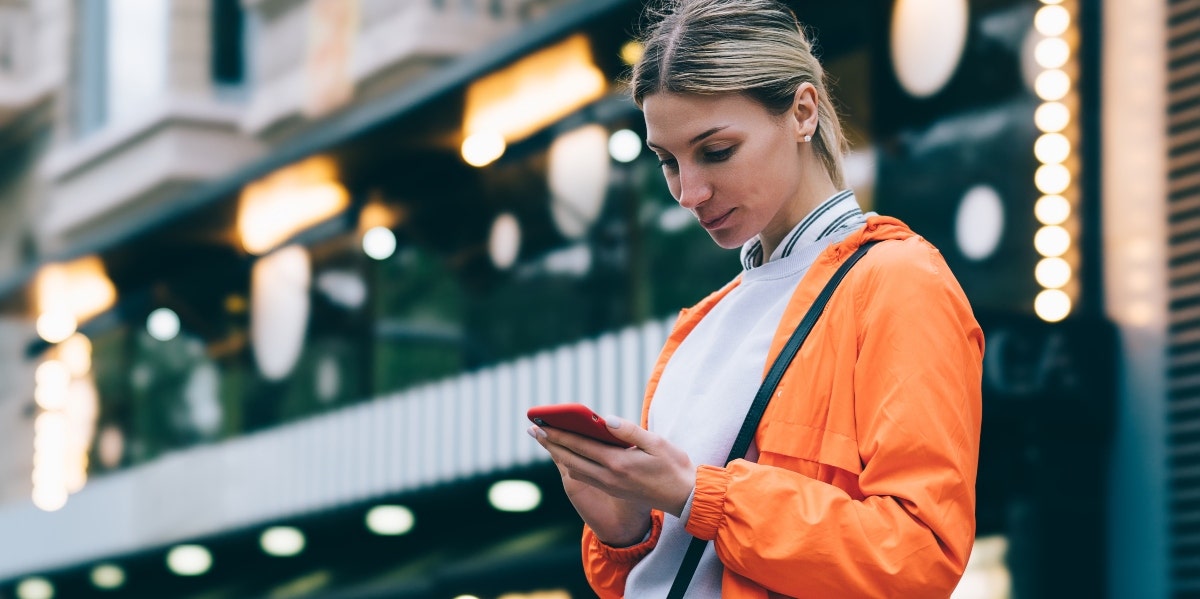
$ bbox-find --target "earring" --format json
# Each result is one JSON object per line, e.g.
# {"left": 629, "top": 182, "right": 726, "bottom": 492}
{"left": 803, "top": 134, "right": 812, "bottom": 143}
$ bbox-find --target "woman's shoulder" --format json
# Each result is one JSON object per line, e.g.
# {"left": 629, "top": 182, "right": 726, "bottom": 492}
{"left": 844, "top": 221, "right": 969, "bottom": 306}
{"left": 844, "top": 216, "right": 948, "bottom": 279}
{"left": 862, "top": 235, "right": 945, "bottom": 275}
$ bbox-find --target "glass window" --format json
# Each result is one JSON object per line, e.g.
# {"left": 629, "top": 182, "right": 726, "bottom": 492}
{"left": 211, "top": 0, "right": 248, "bottom": 95}
{"left": 105, "top": 0, "right": 168, "bottom": 125}
{"left": 72, "top": 0, "right": 106, "bottom": 137}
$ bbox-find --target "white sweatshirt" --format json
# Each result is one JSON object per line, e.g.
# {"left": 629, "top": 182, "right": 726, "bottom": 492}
{"left": 624, "top": 189, "right": 868, "bottom": 598}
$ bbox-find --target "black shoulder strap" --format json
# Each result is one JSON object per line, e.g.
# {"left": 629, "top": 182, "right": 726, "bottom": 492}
{"left": 666, "top": 240, "right": 880, "bottom": 599}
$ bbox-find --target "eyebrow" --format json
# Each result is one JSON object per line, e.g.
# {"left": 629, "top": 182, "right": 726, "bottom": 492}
{"left": 646, "top": 125, "right": 730, "bottom": 151}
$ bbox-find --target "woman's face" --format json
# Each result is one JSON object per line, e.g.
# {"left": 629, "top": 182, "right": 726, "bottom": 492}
{"left": 643, "top": 92, "right": 812, "bottom": 252}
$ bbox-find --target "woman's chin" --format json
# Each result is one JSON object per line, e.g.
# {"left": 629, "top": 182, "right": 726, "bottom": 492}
{"left": 706, "top": 229, "right": 754, "bottom": 251}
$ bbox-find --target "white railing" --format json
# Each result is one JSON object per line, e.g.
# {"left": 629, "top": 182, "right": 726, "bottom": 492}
{"left": 0, "top": 314, "right": 675, "bottom": 579}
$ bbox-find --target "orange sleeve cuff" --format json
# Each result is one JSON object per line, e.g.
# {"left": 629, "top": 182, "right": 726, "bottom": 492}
{"left": 684, "top": 464, "right": 730, "bottom": 541}
{"left": 584, "top": 510, "right": 665, "bottom": 564}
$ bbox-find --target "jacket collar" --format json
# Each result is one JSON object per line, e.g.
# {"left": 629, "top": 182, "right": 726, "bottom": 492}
{"left": 679, "top": 216, "right": 918, "bottom": 323}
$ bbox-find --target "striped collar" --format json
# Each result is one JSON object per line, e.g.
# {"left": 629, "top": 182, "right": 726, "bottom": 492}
{"left": 739, "top": 189, "right": 864, "bottom": 270}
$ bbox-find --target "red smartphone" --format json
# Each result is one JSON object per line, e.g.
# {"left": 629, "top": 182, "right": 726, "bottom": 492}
{"left": 527, "top": 403, "right": 634, "bottom": 448}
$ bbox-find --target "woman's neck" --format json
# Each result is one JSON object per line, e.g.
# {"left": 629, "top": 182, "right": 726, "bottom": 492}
{"left": 759, "top": 176, "right": 841, "bottom": 260}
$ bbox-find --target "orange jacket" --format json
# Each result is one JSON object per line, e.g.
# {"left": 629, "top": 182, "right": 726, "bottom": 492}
{"left": 582, "top": 217, "right": 984, "bottom": 598}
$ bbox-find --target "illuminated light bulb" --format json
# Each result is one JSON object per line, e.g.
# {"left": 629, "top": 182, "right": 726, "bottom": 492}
{"left": 35, "top": 410, "right": 69, "bottom": 434}
{"left": 32, "top": 474, "right": 66, "bottom": 497}
{"left": 955, "top": 185, "right": 1005, "bottom": 261}
{"left": 1035, "top": 195, "right": 1071, "bottom": 225}
{"left": 34, "top": 385, "right": 68, "bottom": 411}
{"left": 366, "top": 505, "right": 415, "bottom": 536}
{"left": 1035, "top": 70, "right": 1071, "bottom": 101}
{"left": 64, "top": 458, "right": 87, "bottom": 494}
{"left": 57, "top": 334, "right": 92, "bottom": 377}
{"left": 1035, "top": 37, "right": 1070, "bottom": 69}
{"left": 488, "top": 480, "right": 542, "bottom": 512}
{"left": 1035, "top": 257, "right": 1072, "bottom": 288}
{"left": 250, "top": 245, "right": 311, "bottom": 381}
{"left": 90, "top": 564, "right": 125, "bottom": 590}
{"left": 461, "top": 131, "right": 506, "bottom": 167}
{"left": 166, "top": 545, "right": 212, "bottom": 576}
{"left": 1035, "top": 288, "right": 1072, "bottom": 322}
{"left": 488, "top": 213, "right": 521, "bottom": 270}
{"left": 464, "top": 35, "right": 607, "bottom": 143}
{"left": 1035, "top": 5, "right": 1070, "bottom": 36}
{"left": 260, "top": 526, "right": 305, "bottom": 557}
{"left": 32, "top": 450, "right": 67, "bottom": 472}
{"left": 36, "top": 312, "right": 77, "bottom": 344}
{"left": 146, "top": 308, "right": 180, "bottom": 342}
{"left": 1035, "top": 164, "right": 1071, "bottom": 195}
{"left": 620, "top": 41, "right": 644, "bottom": 66}
{"left": 1034, "top": 225, "right": 1071, "bottom": 257}
{"left": 37, "top": 462, "right": 66, "bottom": 494}
{"left": 35, "top": 360, "right": 71, "bottom": 391}
{"left": 362, "top": 226, "right": 397, "bottom": 261}
{"left": 549, "top": 125, "right": 610, "bottom": 239}
{"left": 1035, "top": 102, "right": 1071, "bottom": 133}
{"left": 549, "top": 125, "right": 614, "bottom": 240}
{"left": 608, "top": 129, "right": 643, "bottom": 163}
{"left": 237, "top": 156, "right": 350, "bottom": 255}
{"left": 1035, "top": 133, "right": 1071, "bottom": 164}
{"left": 889, "top": 0, "right": 970, "bottom": 98}
{"left": 31, "top": 486, "right": 67, "bottom": 512}
{"left": 16, "top": 577, "right": 54, "bottom": 599}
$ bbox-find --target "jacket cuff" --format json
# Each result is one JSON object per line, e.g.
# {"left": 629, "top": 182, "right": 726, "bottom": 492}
{"left": 684, "top": 464, "right": 730, "bottom": 541}
{"left": 584, "top": 510, "right": 664, "bottom": 564}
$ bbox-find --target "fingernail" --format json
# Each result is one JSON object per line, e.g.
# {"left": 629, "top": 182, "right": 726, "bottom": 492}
{"left": 604, "top": 415, "right": 623, "bottom": 428}
{"left": 527, "top": 426, "right": 546, "bottom": 439}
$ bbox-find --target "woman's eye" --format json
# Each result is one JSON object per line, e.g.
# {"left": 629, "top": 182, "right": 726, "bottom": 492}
{"left": 658, "top": 157, "right": 678, "bottom": 171}
{"left": 705, "top": 147, "right": 734, "bottom": 162}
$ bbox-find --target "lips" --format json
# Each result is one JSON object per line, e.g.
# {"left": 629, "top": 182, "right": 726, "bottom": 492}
{"left": 699, "top": 208, "right": 734, "bottom": 230}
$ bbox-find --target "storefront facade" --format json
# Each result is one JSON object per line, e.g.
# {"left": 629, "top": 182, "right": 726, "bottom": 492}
{"left": 0, "top": 0, "right": 1173, "bottom": 597}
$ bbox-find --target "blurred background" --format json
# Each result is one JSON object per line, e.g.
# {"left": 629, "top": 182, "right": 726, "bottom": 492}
{"left": 0, "top": 0, "right": 1174, "bottom": 597}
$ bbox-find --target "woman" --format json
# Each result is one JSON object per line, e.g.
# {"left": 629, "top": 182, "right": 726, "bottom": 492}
{"left": 529, "top": 1, "right": 984, "bottom": 597}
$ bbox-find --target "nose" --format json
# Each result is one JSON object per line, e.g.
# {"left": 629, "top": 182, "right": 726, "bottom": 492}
{"left": 675, "top": 164, "right": 712, "bottom": 210}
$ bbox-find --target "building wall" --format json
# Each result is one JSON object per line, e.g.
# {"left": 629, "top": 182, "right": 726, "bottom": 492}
{"left": 0, "top": 0, "right": 583, "bottom": 520}
{"left": 34, "top": 0, "right": 263, "bottom": 255}
{"left": 242, "top": 0, "right": 545, "bottom": 142}
{"left": 0, "top": 0, "right": 66, "bottom": 270}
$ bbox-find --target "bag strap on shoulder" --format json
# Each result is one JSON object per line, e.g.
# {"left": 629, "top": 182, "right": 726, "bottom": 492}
{"left": 665, "top": 240, "right": 880, "bottom": 599}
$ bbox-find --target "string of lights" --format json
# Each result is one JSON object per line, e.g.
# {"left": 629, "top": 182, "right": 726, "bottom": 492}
{"left": 1031, "top": 0, "right": 1079, "bottom": 322}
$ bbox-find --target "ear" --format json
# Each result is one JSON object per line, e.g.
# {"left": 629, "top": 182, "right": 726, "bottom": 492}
{"left": 790, "top": 82, "right": 820, "bottom": 143}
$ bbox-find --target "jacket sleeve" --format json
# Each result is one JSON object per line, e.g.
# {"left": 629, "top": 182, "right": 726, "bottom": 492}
{"left": 581, "top": 511, "right": 664, "bottom": 598}
{"left": 684, "top": 242, "right": 985, "bottom": 598}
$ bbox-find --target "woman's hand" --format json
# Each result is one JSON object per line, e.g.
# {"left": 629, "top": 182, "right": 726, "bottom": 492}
{"left": 530, "top": 416, "right": 696, "bottom": 546}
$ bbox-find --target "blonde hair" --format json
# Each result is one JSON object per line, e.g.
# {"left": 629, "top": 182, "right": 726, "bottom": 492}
{"left": 631, "top": 0, "right": 848, "bottom": 188}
